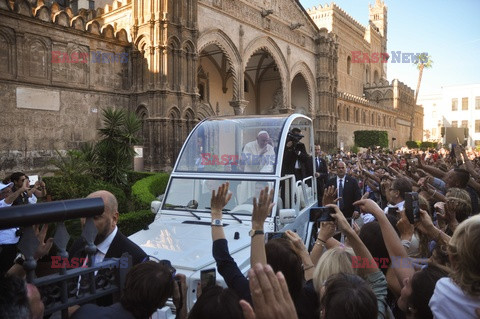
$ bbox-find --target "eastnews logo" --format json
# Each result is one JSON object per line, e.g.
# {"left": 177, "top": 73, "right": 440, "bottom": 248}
{"left": 51, "top": 256, "right": 129, "bottom": 269}
{"left": 351, "top": 51, "right": 429, "bottom": 64}
{"left": 351, "top": 256, "right": 427, "bottom": 269}
{"left": 51, "top": 51, "right": 129, "bottom": 64}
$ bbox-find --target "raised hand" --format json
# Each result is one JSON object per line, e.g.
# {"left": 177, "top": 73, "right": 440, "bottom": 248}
{"left": 33, "top": 224, "right": 54, "bottom": 260}
{"left": 318, "top": 221, "right": 336, "bottom": 241}
{"left": 210, "top": 182, "right": 232, "bottom": 219}
{"left": 325, "top": 204, "right": 350, "bottom": 233}
{"left": 322, "top": 185, "right": 338, "bottom": 206}
{"left": 284, "top": 230, "right": 307, "bottom": 256}
{"left": 252, "top": 187, "right": 275, "bottom": 230}
{"left": 353, "top": 198, "right": 383, "bottom": 217}
{"left": 239, "top": 264, "right": 298, "bottom": 319}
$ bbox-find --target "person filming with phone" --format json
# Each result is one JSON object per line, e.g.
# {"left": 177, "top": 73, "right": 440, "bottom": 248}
{"left": 8, "top": 172, "right": 47, "bottom": 206}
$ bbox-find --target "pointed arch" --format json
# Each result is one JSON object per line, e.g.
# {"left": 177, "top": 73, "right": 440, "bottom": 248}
{"left": 53, "top": 11, "right": 70, "bottom": 26}
{"left": 0, "top": 27, "right": 15, "bottom": 77}
{"left": 183, "top": 40, "right": 196, "bottom": 91}
{"left": 198, "top": 29, "right": 241, "bottom": 100}
{"left": 28, "top": 38, "right": 48, "bottom": 79}
{"left": 291, "top": 61, "right": 315, "bottom": 114}
{"left": 243, "top": 36, "right": 288, "bottom": 107}
{"left": 116, "top": 28, "right": 129, "bottom": 42}
{"left": 86, "top": 20, "right": 101, "bottom": 35}
{"left": 14, "top": 0, "right": 32, "bottom": 17}
{"left": 34, "top": 5, "right": 51, "bottom": 22}
{"left": 101, "top": 24, "right": 115, "bottom": 39}
{"left": 71, "top": 16, "right": 85, "bottom": 31}
{"left": 168, "top": 36, "right": 181, "bottom": 90}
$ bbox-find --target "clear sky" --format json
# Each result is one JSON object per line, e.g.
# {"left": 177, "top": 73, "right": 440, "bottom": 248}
{"left": 299, "top": 0, "right": 480, "bottom": 96}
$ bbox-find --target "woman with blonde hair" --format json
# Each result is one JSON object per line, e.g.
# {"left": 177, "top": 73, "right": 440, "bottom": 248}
{"left": 429, "top": 215, "right": 480, "bottom": 318}
{"left": 312, "top": 246, "right": 355, "bottom": 291}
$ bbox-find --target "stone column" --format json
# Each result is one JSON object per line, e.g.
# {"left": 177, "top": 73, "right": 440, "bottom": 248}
{"left": 229, "top": 100, "right": 249, "bottom": 115}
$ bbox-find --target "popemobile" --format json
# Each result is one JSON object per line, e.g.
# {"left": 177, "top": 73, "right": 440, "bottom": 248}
{"left": 129, "top": 113, "right": 320, "bottom": 316}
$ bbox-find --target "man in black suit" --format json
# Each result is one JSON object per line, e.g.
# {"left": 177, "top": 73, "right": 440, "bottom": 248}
{"left": 326, "top": 161, "right": 361, "bottom": 219}
{"left": 69, "top": 190, "right": 147, "bottom": 265}
{"left": 314, "top": 145, "right": 328, "bottom": 205}
{"left": 68, "top": 190, "right": 147, "bottom": 306}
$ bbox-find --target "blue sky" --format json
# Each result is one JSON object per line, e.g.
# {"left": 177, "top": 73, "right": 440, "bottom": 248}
{"left": 299, "top": 0, "right": 480, "bottom": 95}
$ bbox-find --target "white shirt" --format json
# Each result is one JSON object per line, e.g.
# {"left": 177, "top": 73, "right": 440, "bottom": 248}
{"left": 95, "top": 226, "right": 118, "bottom": 264}
{"left": 429, "top": 277, "right": 480, "bottom": 319}
{"left": 0, "top": 200, "right": 20, "bottom": 244}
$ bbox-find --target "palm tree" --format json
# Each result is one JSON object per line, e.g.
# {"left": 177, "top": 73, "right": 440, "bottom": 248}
{"left": 95, "top": 107, "right": 142, "bottom": 185}
{"left": 409, "top": 53, "right": 433, "bottom": 141}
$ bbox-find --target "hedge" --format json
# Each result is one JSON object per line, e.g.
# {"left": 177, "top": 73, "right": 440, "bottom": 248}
{"left": 406, "top": 141, "right": 438, "bottom": 150}
{"left": 354, "top": 130, "right": 389, "bottom": 149}
{"left": 118, "top": 210, "right": 154, "bottom": 236}
{"left": 131, "top": 173, "right": 170, "bottom": 210}
{"left": 127, "top": 171, "right": 158, "bottom": 185}
{"left": 42, "top": 176, "right": 128, "bottom": 213}
{"left": 419, "top": 141, "right": 438, "bottom": 150}
{"left": 406, "top": 141, "right": 420, "bottom": 149}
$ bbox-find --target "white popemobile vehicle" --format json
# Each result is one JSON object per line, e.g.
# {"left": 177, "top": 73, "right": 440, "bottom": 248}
{"left": 129, "top": 114, "right": 320, "bottom": 315}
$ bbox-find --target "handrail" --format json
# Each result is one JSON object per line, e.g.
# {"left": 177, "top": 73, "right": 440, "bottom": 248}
{"left": 0, "top": 198, "right": 104, "bottom": 230}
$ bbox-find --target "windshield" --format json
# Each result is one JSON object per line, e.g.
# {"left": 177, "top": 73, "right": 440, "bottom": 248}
{"left": 176, "top": 117, "right": 288, "bottom": 174}
{"left": 163, "top": 177, "right": 276, "bottom": 216}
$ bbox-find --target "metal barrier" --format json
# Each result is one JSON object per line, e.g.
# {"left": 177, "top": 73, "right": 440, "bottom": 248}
{"left": 0, "top": 198, "right": 132, "bottom": 318}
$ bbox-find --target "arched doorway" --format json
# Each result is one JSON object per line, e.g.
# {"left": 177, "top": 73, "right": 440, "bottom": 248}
{"left": 244, "top": 48, "right": 283, "bottom": 115}
{"left": 198, "top": 43, "right": 235, "bottom": 115}
{"left": 291, "top": 73, "right": 310, "bottom": 115}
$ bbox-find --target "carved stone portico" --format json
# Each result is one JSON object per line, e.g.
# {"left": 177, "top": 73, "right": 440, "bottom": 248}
{"left": 0, "top": 0, "right": 421, "bottom": 172}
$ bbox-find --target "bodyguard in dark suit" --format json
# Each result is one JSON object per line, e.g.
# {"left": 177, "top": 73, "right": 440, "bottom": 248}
{"left": 69, "top": 190, "right": 147, "bottom": 306}
{"left": 314, "top": 145, "right": 328, "bottom": 205}
{"left": 326, "top": 161, "right": 361, "bottom": 218}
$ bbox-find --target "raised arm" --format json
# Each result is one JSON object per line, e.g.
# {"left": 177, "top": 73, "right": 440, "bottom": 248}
{"left": 250, "top": 187, "right": 275, "bottom": 267}
{"left": 327, "top": 204, "right": 379, "bottom": 276}
{"left": 353, "top": 199, "right": 415, "bottom": 286}
{"left": 210, "top": 182, "right": 232, "bottom": 241}
{"left": 4, "top": 179, "right": 29, "bottom": 205}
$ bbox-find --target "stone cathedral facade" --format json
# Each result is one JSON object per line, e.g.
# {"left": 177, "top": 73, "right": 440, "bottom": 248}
{"left": 0, "top": 0, "right": 422, "bottom": 172}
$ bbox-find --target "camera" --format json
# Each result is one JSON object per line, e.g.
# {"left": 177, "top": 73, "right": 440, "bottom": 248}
{"left": 310, "top": 207, "right": 335, "bottom": 222}
{"left": 287, "top": 132, "right": 304, "bottom": 143}
{"left": 404, "top": 192, "right": 419, "bottom": 224}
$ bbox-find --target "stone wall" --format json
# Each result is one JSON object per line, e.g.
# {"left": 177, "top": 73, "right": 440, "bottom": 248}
{"left": 0, "top": 0, "right": 131, "bottom": 173}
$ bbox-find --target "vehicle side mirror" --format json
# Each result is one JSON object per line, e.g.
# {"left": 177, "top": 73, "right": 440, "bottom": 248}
{"left": 151, "top": 200, "right": 162, "bottom": 215}
{"left": 279, "top": 209, "right": 296, "bottom": 224}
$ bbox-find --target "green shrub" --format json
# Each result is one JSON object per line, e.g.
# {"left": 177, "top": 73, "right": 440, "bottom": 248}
{"left": 354, "top": 130, "right": 389, "bottom": 149}
{"left": 406, "top": 141, "right": 420, "bottom": 149}
{"left": 43, "top": 175, "right": 128, "bottom": 213}
{"left": 127, "top": 171, "right": 157, "bottom": 186}
{"left": 350, "top": 144, "right": 359, "bottom": 153}
{"left": 118, "top": 210, "right": 154, "bottom": 236}
{"left": 131, "top": 173, "right": 170, "bottom": 210}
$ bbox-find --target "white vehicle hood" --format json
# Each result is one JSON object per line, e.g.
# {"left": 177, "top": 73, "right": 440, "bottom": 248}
{"left": 128, "top": 215, "right": 252, "bottom": 271}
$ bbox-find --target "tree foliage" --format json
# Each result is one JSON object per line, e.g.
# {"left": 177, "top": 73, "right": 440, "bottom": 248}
{"left": 354, "top": 130, "right": 389, "bottom": 149}
{"left": 51, "top": 107, "right": 142, "bottom": 188}
{"left": 95, "top": 107, "right": 142, "bottom": 185}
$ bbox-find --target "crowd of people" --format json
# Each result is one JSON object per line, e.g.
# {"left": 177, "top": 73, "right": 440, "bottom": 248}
{"left": 1, "top": 143, "right": 480, "bottom": 318}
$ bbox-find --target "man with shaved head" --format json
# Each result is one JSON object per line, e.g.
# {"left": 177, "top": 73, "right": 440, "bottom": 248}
{"left": 326, "top": 161, "right": 361, "bottom": 219}
{"left": 69, "top": 190, "right": 147, "bottom": 269}
{"left": 68, "top": 190, "right": 147, "bottom": 306}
